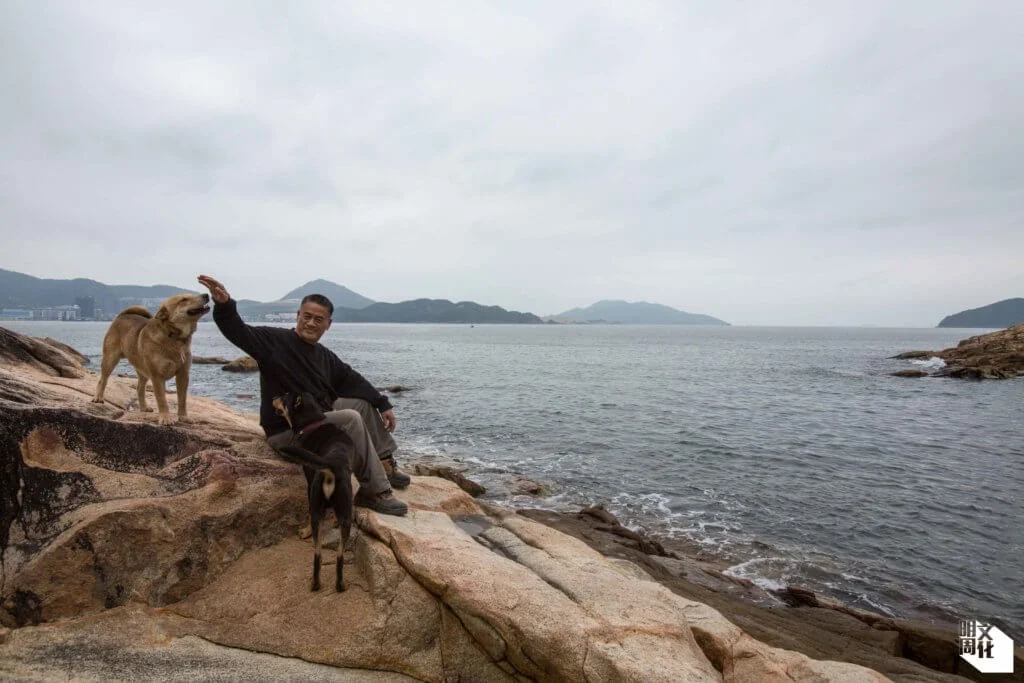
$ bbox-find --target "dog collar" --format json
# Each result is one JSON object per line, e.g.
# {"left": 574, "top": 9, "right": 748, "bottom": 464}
{"left": 297, "top": 419, "right": 328, "bottom": 440}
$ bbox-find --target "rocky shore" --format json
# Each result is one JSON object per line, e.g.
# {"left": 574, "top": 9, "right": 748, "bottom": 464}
{"left": 1, "top": 327, "right": 1020, "bottom": 681}
{"left": 891, "top": 323, "right": 1024, "bottom": 379}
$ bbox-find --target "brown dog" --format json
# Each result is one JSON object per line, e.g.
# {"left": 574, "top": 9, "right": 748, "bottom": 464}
{"left": 92, "top": 293, "right": 210, "bottom": 424}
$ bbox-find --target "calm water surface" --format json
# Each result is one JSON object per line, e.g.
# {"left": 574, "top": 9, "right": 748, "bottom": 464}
{"left": 6, "top": 321, "right": 1022, "bottom": 639}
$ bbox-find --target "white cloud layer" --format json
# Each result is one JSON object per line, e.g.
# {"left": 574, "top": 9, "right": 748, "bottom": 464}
{"left": 2, "top": 1, "right": 1022, "bottom": 325}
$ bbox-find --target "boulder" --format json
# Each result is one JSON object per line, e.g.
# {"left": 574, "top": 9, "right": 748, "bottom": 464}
{"left": 222, "top": 355, "right": 259, "bottom": 373}
{"left": 890, "top": 370, "right": 928, "bottom": 378}
{"left": 406, "top": 456, "right": 548, "bottom": 499}
{"left": 192, "top": 356, "right": 230, "bottom": 365}
{"left": 889, "top": 350, "right": 933, "bottom": 360}
{"left": 0, "top": 327, "right": 88, "bottom": 379}
{"left": 482, "top": 472, "right": 551, "bottom": 498}
{"left": 39, "top": 337, "right": 91, "bottom": 365}
{"left": 509, "top": 475, "right": 549, "bottom": 496}
{"left": 412, "top": 463, "right": 487, "bottom": 497}
{"left": 934, "top": 365, "right": 1017, "bottom": 380}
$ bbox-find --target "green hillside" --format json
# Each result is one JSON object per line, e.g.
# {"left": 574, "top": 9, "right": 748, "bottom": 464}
{"left": 937, "top": 298, "right": 1024, "bottom": 328}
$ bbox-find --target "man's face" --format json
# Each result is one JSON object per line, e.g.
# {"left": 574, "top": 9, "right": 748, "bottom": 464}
{"left": 295, "top": 301, "right": 332, "bottom": 344}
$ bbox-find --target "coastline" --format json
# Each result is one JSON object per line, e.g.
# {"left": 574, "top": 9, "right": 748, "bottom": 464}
{"left": 514, "top": 507, "right": 993, "bottom": 681}
{"left": 413, "top": 455, "right": 1018, "bottom": 682}
{"left": 2, "top": 327, "right": 1021, "bottom": 681}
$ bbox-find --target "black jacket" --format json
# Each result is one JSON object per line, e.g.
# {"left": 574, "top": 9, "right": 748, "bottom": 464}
{"left": 212, "top": 299, "right": 392, "bottom": 436}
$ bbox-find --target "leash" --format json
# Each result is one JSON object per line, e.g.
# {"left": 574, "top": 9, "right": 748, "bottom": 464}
{"left": 297, "top": 419, "right": 328, "bottom": 441}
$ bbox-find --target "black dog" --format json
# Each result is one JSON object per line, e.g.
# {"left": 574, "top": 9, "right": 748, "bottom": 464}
{"left": 272, "top": 391, "right": 354, "bottom": 592}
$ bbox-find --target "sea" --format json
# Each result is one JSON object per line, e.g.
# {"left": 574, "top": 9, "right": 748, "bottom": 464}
{"left": 5, "top": 320, "right": 1022, "bottom": 640}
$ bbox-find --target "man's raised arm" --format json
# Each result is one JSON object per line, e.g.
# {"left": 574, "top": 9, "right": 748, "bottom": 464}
{"left": 197, "top": 274, "right": 268, "bottom": 358}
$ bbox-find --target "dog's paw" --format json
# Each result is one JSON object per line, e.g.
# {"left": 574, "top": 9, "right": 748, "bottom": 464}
{"left": 310, "top": 580, "right": 321, "bottom": 592}
{"left": 90, "top": 397, "right": 104, "bottom": 404}
{"left": 157, "top": 413, "right": 178, "bottom": 425}
{"left": 176, "top": 414, "right": 192, "bottom": 423}
{"left": 139, "top": 406, "right": 154, "bottom": 413}
{"left": 297, "top": 524, "right": 313, "bottom": 540}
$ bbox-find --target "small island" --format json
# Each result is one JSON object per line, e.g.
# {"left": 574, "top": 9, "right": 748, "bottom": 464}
{"left": 551, "top": 300, "right": 729, "bottom": 325}
{"left": 937, "top": 298, "right": 1024, "bottom": 328}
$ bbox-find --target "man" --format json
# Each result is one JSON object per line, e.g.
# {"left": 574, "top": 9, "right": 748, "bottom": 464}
{"left": 197, "top": 274, "right": 409, "bottom": 516}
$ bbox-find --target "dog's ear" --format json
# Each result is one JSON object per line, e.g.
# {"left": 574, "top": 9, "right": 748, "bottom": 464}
{"left": 155, "top": 305, "right": 170, "bottom": 321}
{"left": 272, "top": 396, "right": 293, "bottom": 427}
{"left": 295, "top": 394, "right": 303, "bottom": 407}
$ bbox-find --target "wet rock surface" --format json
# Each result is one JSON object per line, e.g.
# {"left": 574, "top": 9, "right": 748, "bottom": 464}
{"left": 222, "top": 355, "right": 259, "bottom": 373}
{"left": 408, "top": 455, "right": 551, "bottom": 500}
{"left": 192, "top": 356, "right": 230, "bottom": 365}
{"left": 378, "top": 384, "right": 414, "bottom": 393}
{"left": 891, "top": 369, "right": 929, "bottom": 378}
{"left": 411, "top": 463, "right": 487, "bottom": 496}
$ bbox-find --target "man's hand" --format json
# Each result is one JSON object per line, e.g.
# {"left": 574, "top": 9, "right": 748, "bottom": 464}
{"left": 379, "top": 408, "right": 396, "bottom": 433}
{"left": 197, "top": 275, "right": 230, "bottom": 304}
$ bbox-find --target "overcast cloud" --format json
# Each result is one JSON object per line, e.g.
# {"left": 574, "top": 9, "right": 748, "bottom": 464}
{"left": 1, "top": 1, "right": 1022, "bottom": 325}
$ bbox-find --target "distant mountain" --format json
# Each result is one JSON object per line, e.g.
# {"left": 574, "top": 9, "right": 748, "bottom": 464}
{"left": 938, "top": 298, "right": 1024, "bottom": 328}
{"left": 0, "top": 268, "right": 543, "bottom": 323}
{"left": 336, "top": 299, "right": 542, "bottom": 324}
{"left": 107, "top": 283, "right": 197, "bottom": 298}
{"left": 279, "top": 279, "right": 375, "bottom": 310}
{"left": 0, "top": 268, "right": 196, "bottom": 316}
{"left": 552, "top": 300, "right": 729, "bottom": 325}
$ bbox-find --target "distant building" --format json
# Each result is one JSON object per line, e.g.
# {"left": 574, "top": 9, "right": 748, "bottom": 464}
{"left": 0, "top": 308, "right": 32, "bottom": 320}
{"left": 32, "top": 305, "right": 81, "bottom": 321}
{"left": 75, "top": 296, "right": 96, "bottom": 319}
{"left": 56, "top": 305, "right": 81, "bottom": 321}
{"left": 118, "top": 297, "right": 166, "bottom": 311}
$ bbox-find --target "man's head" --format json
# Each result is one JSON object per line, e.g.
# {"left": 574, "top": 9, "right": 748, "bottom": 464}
{"left": 295, "top": 294, "right": 333, "bottom": 344}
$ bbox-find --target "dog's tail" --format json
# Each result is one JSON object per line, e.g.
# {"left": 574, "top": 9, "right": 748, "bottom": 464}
{"left": 276, "top": 444, "right": 339, "bottom": 472}
{"left": 116, "top": 306, "right": 152, "bottom": 319}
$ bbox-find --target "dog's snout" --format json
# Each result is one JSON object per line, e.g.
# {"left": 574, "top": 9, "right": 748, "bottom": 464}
{"left": 200, "top": 293, "right": 210, "bottom": 303}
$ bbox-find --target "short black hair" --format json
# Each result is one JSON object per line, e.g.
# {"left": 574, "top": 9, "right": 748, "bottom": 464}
{"left": 300, "top": 293, "right": 334, "bottom": 316}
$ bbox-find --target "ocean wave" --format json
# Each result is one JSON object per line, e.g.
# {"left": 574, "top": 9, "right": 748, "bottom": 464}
{"left": 847, "top": 592, "right": 898, "bottom": 617}
{"left": 910, "top": 356, "right": 946, "bottom": 369}
{"left": 722, "top": 558, "right": 790, "bottom": 592}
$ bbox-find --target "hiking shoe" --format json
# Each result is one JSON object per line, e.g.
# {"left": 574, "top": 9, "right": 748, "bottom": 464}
{"left": 381, "top": 454, "right": 412, "bottom": 490}
{"left": 355, "top": 489, "right": 408, "bottom": 516}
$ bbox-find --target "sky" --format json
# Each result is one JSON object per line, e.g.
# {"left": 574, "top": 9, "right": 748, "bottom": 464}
{"left": 1, "top": 2, "right": 1022, "bottom": 326}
